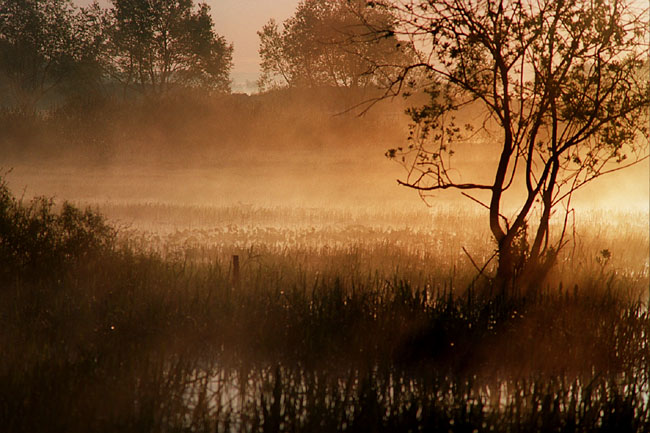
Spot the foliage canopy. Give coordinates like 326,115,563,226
108,0,233,94
258,0,411,91
378,0,649,288
0,0,105,109
0,0,233,109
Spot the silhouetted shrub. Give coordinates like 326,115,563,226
0,176,115,282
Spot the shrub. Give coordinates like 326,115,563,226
0,176,115,282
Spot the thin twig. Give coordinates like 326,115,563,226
461,192,510,227
462,246,482,274
463,245,498,280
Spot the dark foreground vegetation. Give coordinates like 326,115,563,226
1,179,649,432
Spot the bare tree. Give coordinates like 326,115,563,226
376,0,649,290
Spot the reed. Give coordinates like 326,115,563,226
0,179,648,432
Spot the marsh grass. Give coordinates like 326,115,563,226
0,183,648,432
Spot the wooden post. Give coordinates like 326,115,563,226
232,255,240,289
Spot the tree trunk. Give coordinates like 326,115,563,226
495,238,517,293
495,237,557,296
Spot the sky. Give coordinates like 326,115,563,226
208,0,300,91
76,0,300,92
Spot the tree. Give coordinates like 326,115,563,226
107,0,233,94
378,0,649,290
0,0,99,110
258,0,410,91
61,2,110,101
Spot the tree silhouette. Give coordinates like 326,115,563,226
378,0,649,290
107,0,233,94
258,0,410,91
0,0,101,110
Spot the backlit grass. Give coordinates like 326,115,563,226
0,180,648,432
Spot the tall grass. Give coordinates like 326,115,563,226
0,180,648,432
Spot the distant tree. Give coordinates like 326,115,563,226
378,0,649,290
62,2,110,101
0,0,101,110
107,0,233,95
257,0,410,91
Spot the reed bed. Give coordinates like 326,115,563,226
1,182,648,432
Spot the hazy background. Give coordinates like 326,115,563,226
3,0,647,217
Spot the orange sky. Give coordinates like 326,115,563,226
209,0,300,90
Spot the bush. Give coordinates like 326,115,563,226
0,176,115,282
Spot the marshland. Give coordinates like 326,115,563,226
1,0,649,432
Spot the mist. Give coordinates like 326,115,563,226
4,88,647,211
1,0,649,431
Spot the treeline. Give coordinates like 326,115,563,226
0,0,233,111
0,0,413,163
0,0,411,110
